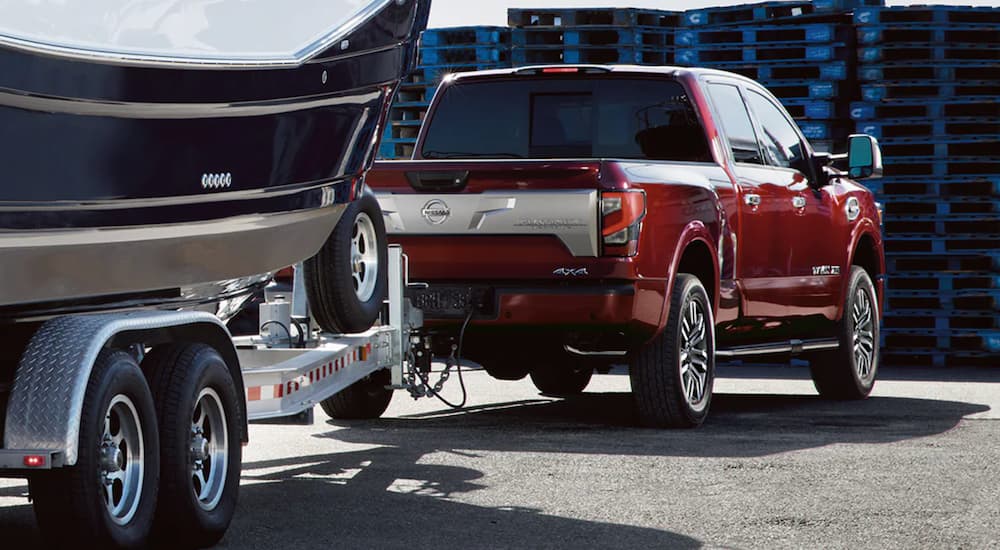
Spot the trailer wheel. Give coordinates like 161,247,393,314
630,274,715,428
809,266,879,399
31,349,160,549
529,364,593,397
305,191,388,334
320,369,393,420
146,343,242,548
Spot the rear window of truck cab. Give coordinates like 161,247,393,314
419,76,712,162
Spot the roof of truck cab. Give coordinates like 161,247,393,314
445,64,762,87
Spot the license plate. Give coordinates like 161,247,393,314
407,286,493,319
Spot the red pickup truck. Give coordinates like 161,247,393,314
368,65,885,428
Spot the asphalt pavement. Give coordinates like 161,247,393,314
2,364,999,549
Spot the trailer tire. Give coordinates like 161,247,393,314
305,191,388,334
319,369,393,420
630,274,715,429
146,343,242,548
31,349,160,549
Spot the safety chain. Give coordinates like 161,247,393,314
404,337,459,399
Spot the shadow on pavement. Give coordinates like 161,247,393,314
2,391,988,548
0,488,35,547
234,391,983,548
328,392,990,459
0,432,702,549
218,446,701,549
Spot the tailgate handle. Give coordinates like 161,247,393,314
406,171,470,191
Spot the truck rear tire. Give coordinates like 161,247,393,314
304,191,389,334
809,266,879,399
319,369,393,420
529,364,593,397
31,349,160,549
146,343,242,548
630,274,715,429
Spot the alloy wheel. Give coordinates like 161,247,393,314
679,297,710,410
351,212,379,302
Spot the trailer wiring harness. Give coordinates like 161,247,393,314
404,310,473,409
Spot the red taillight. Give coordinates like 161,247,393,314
601,191,645,257
23,455,46,468
542,67,580,73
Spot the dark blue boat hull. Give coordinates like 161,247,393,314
0,0,431,320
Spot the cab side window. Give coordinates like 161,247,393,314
746,90,808,173
707,83,762,165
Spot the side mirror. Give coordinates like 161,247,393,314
847,134,883,179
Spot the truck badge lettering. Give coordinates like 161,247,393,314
553,268,589,277
420,199,451,225
812,265,841,276
514,218,586,229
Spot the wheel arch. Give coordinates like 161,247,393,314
676,239,718,310
844,223,885,321
850,231,883,282
654,221,720,342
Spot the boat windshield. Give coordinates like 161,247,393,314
0,0,391,66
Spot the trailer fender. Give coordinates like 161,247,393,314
4,310,244,467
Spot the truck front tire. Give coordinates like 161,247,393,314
809,266,879,399
320,369,394,420
146,343,242,548
630,274,715,429
31,349,160,549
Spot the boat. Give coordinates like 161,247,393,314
0,0,431,322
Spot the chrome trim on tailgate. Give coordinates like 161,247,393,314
377,190,599,257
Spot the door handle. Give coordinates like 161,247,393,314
744,194,761,207
792,196,806,209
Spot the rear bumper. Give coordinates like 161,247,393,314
418,280,665,341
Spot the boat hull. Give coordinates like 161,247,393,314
0,0,430,321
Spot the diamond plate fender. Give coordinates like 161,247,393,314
4,310,233,466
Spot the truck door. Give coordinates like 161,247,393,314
704,82,799,321
743,89,841,322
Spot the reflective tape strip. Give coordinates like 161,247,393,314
244,343,372,402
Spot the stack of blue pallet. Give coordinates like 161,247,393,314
373,3,999,368
852,5,1000,367
507,7,679,67
379,26,512,159
676,0,881,152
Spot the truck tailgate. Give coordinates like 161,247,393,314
368,160,611,259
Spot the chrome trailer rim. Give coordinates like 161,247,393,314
351,212,379,302
680,297,710,411
190,388,229,511
852,286,877,382
99,395,145,526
